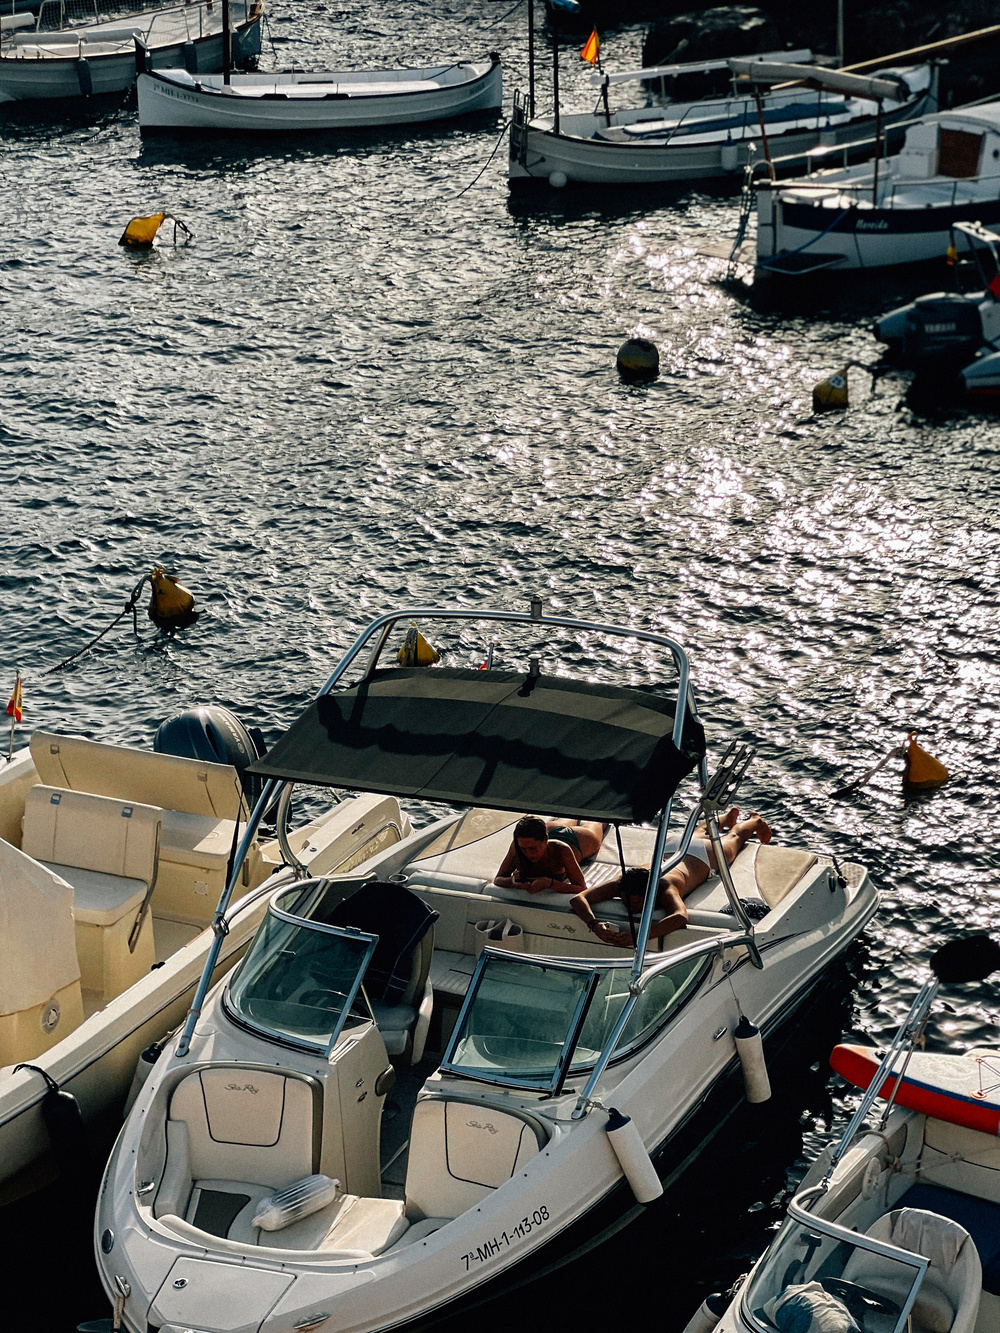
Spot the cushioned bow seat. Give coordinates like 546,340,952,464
21,784,160,1001
843,1207,982,1333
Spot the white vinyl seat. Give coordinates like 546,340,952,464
843,1208,982,1333
21,784,160,1000
404,1097,548,1221
29,730,260,923
156,1067,408,1254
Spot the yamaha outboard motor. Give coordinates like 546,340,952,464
874,292,984,370
154,705,270,814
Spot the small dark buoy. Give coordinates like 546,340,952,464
617,338,659,382
147,566,199,631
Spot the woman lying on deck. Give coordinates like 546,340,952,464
570,810,771,947
494,815,610,895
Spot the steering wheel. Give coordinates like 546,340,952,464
820,1278,902,1321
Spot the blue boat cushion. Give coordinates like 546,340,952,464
328,881,438,1006
897,1183,1000,1294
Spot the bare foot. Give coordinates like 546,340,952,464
750,815,772,844
720,807,740,831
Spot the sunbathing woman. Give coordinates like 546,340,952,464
570,810,771,946
494,815,609,895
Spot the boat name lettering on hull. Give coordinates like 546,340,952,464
460,1205,550,1270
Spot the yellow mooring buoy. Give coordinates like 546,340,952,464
397,623,440,667
903,730,949,791
119,213,168,249
813,365,850,412
147,567,198,631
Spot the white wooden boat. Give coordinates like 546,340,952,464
756,102,1000,274
136,55,502,132
508,55,933,188
0,711,410,1204
0,0,261,102
697,934,1000,1333
94,599,879,1333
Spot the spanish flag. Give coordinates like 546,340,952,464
6,673,22,724
580,28,600,64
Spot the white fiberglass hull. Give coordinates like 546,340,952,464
95,854,878,1333
508,88,931,186
136,57,502,132
757,185,1000,273
0,5,260,103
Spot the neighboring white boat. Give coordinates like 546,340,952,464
699,934,1000,1333
0,708,410,1205
94,599,879,1333
756,102,1000,274
0,0,261,103
135,55,502,132
508,53,934,187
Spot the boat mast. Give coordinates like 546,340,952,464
528,0,535,116
836,0,844,66
222,0,231,85
551,2,560,135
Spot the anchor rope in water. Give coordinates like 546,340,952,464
41,573,149,675
455,115,511,198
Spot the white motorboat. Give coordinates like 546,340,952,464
756,102,1000,274
0,0,261,102
135,54,502,133
94,599,879,1333
698,933,1000,1333
0,706,410,1204
508,49,934,188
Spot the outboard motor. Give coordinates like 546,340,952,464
874,292,984,370
154,705,270,813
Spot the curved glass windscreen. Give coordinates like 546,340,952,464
227,903,376,1053
444,948,711,1093
743,1211,927,1333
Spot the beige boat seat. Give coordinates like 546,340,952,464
156,1067,407,1255
404,1097,549,1221
21,785,159,1001
844,1208,981,1333
29,731,260,923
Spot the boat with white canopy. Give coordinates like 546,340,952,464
135,52,502,133
0,0,261,102
0,707,409,1203
694,933,1000,1333
93,599,879,1333
755,101,1000,274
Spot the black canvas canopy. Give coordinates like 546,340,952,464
251,667,706,823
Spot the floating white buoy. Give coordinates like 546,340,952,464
549,171,568,188
735,1015,771,1103
605,1107,663,1203
682,1293,729,1333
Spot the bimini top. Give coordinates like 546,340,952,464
250,666,706,823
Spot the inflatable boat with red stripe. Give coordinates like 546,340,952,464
831,1042,1000,1136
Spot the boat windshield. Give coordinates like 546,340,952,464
441,948,711,1094
742,1200,929,1333
225,886,376,1055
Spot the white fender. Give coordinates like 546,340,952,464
735,1015,771,1103
682,1293,729,1333
605,1107,663,1203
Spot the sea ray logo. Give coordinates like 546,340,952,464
467,1120,498,1134
226,1083,259,1093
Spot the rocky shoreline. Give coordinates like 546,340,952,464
567,1,1000,105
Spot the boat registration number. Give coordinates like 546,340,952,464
460,1206,550,1270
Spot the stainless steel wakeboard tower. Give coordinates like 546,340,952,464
175,598,765,1073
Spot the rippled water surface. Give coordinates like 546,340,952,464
3,2,1000,1327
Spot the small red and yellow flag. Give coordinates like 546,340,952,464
6,673,22,724
580,28,600,64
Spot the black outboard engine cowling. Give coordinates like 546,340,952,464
874,293,984,369
154,705,269,814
